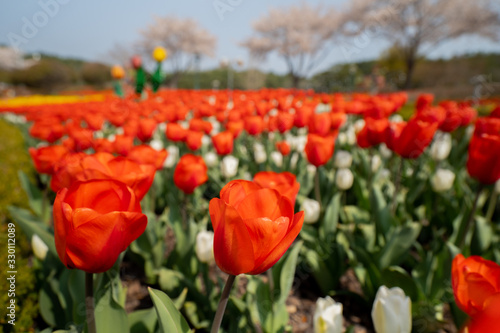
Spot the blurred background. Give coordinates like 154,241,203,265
1,0,499,98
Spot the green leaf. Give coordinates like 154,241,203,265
342,206,370,224
8,206,57,258
381,266,419,301
18,170,43,216
378,222,421,269
370,185,392,239
321,193,341,240
129,308,158,333
94,278,129,333
278,241,303,305
148,287,192,333
471,216,492,255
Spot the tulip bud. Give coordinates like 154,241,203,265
150,139,164,151
131,55,142,69
31,234,48,260
164,145,179,168
372,286,412,333
496,179,500,194
429,132,452,161
313,296,343,333
111,65,125,79
431,168,455,192
152,46,167,62
253,143,267,164
335,168,354,191
221,155,239,178
195,230,214,263
371,155,382,172
301,198,321,224
353,119,365,134
344,125,357,146
334,150,352,169
379,143,392,159
270,151,283,167
204,152,218,168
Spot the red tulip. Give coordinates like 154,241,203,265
276,112,294,133
452,254,500,317
415,93,434,112
137,118,157,142
244,116,264,136
462,294,500,333
304,133,336,167
51,152,156,200
209,180,304,275
173,154,208,194
186,130,204,151
253,171,300,205
392,116,438,158
309,113,332,136
275,141,291,156
114,134,134,156
29,145,69,174
212,131,234,155
127,145,168,170
53,179,147,273
166,123,188,142
466,119,500,184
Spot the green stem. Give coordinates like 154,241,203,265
486,190,498,222
211,274,236,333
314,168,322,209
456,184,484,248
391,157,404,215
85,273,97,333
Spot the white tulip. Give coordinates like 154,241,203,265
371,155,382,172
270,151,283,167
337,132,347,146
202,135,211,147
158,123,167,132
307,164,317,175
290,152,299,169
429,132,452,161
336,168,354,191
301,198,321,224
345,126,357,146
253,143,267,164
221,155,239,178
389,114,404,123
334,150,353,169
495,179,500,194
164,145,179,168
150,139,164,151
372,286,412,333
353,119,365,134
314,296,343,333
431,168,455,192
379,143,392,159
195,231,214,264
204,152,218,168
32,234,48,261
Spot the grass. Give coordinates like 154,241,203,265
0,118,39,332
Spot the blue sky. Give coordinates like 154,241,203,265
2,0,500,76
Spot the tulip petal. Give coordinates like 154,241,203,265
220,180,261,206
244,216,290,266
237,189,293,221
66,211,147,273
247,211,304,275
212,203,256,275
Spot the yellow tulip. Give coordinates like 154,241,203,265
153,46,167,62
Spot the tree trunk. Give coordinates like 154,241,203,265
291,74,301,89
403,54,416,90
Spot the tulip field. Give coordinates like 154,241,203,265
1,88,499,333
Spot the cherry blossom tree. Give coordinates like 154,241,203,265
241,3,346,88
343,0,500,88
137,16,216,87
